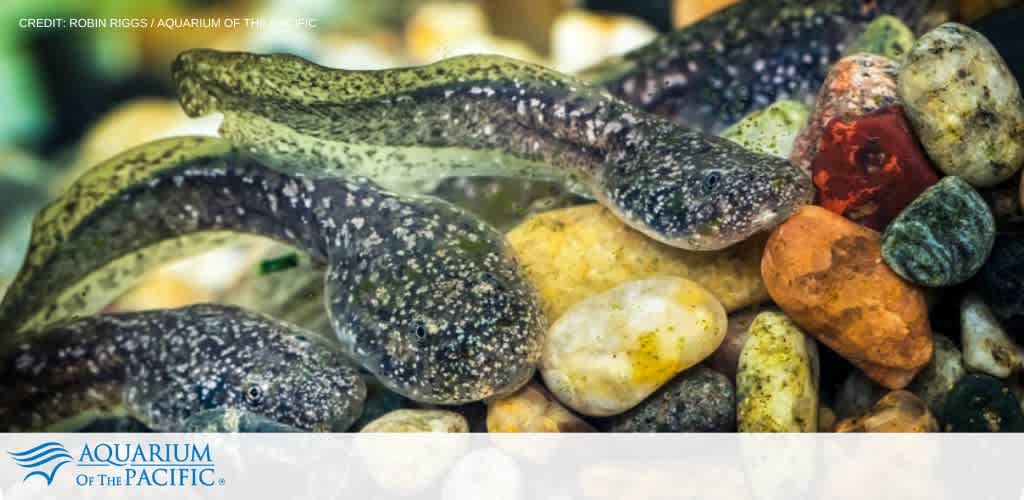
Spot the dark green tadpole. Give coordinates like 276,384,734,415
0,304,365,432
0,136,544,405
172,49,812,250
582,0,949,132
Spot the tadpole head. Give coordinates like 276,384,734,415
599,132,813,251
130,305,365,432
324,194,544,405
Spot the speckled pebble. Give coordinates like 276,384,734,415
737,312,819,432
540,277,727,417
942,373,1024,432
834,390,939,433
486,381,595,432
720,100,810,158
790,54,901,175
961,292,1022,378
360,409,469,433
843,15,915,62
907,334,966,416
899,23,1024,187
974,234,1024,335
603,366,735,432
882,176,995,287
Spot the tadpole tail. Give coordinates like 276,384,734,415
171,49,605,194
0,136,326,338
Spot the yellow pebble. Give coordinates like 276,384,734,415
507,204,768,324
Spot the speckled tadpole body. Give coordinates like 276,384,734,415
172,50,811,251
0,136,544,405
0,305,364,432
585,0,947,132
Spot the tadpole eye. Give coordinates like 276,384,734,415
244,384,264,406
412,320,428,343
702,171,722,194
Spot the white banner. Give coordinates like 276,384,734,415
0,434,1019,499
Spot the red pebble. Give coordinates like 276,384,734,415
812,105,940,231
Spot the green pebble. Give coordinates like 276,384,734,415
720,100,810,158
843,15,915,62
942,374,1024,432
882,176,995,287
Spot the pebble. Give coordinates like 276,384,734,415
975,234,1024,334
942,373,1024,432
961,292,1022,378
899,23,1024,188
834,370,888,420
813,105,941,231
359,409,469,433
834,390,940,433
790,54,901,175
761,205,933,389
540,277,727,417
818,406,837,432
352,375,414,431
404,2,539,64
881,176,995,286
486,381,595,432
550,9,657,73
842,16,915,62
481,0,568,55
907,334,966,416
506,204,767,322
705,306,766,379
720,100,810,158
603,366,736,432
672,0,737,28
736,311,819,432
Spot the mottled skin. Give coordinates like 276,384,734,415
0,136,544,404
0,305,363,432
172,50,811,251
586,0,948,132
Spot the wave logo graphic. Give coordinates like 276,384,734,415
8,442,72,485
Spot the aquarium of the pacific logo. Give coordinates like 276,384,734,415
8,441,224,487
7,441,71,485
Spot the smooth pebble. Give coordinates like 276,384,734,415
540,277,727,417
